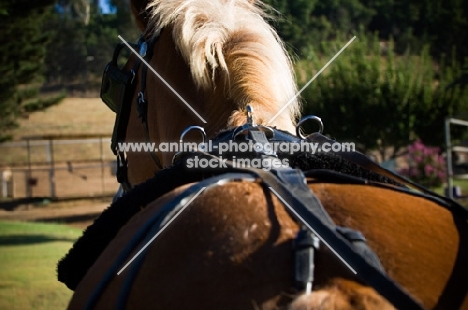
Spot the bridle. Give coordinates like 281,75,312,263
100,31,163,191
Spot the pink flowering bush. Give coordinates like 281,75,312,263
399,139,446,188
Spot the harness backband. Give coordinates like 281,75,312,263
96,31,468,310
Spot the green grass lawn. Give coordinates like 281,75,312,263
432,179,468,207
0,221,81,310
433,179,468,195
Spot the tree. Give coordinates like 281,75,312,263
43,0,139,91
362,0,468,61
109,0,140,40
0,0,62,141
299,33,468,161
43,14,88,85
263,0,375,57
56,0,98,25
262,0,318,57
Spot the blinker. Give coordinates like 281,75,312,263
100,42,137,114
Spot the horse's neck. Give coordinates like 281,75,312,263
125,30,221,184
147,27,296,138
125,26,297,185
215,30,298,133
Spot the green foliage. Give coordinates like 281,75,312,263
299,32,468,159
43,0,139,89
263,0,374,57
23,92,67,112
264,0,467,63
0,0,63,141
109,0,140,40
3,0,467,152
43,15,88,84
362,0,468,61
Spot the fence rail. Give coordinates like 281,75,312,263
0,137,119,198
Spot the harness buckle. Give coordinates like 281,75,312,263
137,92,147,122
294,228,320,294
116,152,131,191
233,106,275,140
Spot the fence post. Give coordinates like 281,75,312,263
1,171,4,198
100,137,105,196
1,169,12,198
26,139,32,198
445,118,453,199
47,139,56,198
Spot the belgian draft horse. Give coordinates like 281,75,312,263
65,0,468,309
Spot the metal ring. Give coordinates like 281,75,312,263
179,126,207,144
296,115,324,139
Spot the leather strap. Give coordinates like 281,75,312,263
242,166,424,310
84,173,258,310
306,132,468,217
179,153,424,309
114,33,164,191
137,61,163,170
84,153,424,309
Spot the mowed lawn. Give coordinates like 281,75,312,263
0,221,81,309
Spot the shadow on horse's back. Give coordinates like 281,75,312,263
63,0,468,309
68,177,467,309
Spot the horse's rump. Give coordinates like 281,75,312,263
68,178,468,309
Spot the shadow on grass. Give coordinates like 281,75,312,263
34,213,101,225
0,198,50,211
0,196,113,211
0,234,77,246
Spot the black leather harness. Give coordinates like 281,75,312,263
100,34,163,191
93,34,468,310
82,123,467,310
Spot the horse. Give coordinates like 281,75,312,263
119,0,300,187
62,0,468,309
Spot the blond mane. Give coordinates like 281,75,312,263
146,0,300,129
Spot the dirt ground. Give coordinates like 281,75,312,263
0,98,121,230
9,98,115,140
0,197,111,230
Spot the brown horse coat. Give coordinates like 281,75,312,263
67,0,467,308
124,0,301,185
68,181,468,309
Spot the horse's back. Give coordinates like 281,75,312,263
69,182,298,309
310,183,468,309
69,181,468,309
